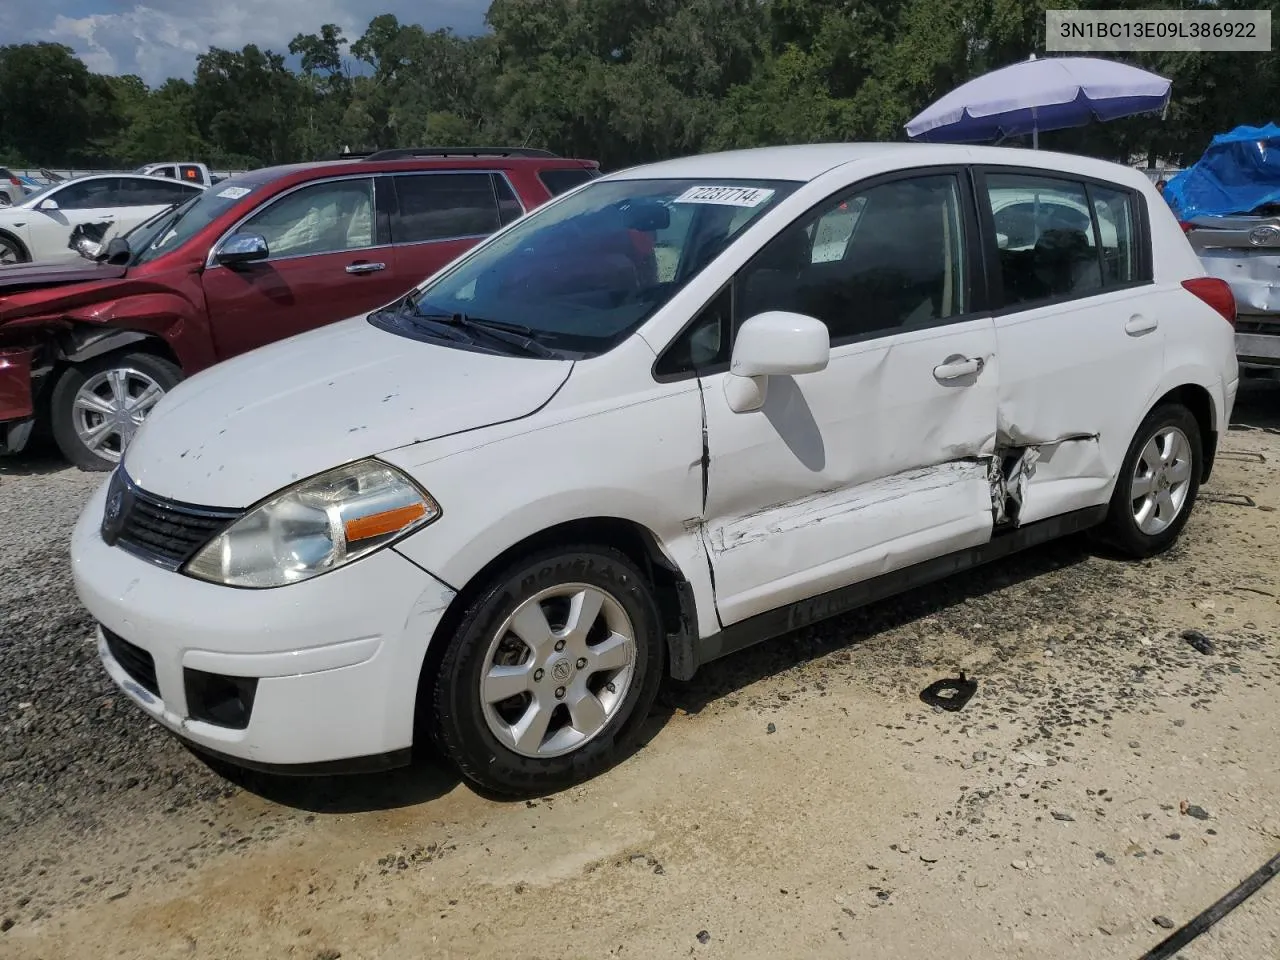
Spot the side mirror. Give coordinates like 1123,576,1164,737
215,233,269,267
724,311,830,413
104,236,131,265
38,198,59,212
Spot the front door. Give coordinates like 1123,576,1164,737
977,168,1166,524
201,176,405,359
688,171,1000,627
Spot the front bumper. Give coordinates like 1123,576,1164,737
71,478,457,768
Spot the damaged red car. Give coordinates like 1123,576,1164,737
0,148,600,470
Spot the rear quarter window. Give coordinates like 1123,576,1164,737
538,168,600,197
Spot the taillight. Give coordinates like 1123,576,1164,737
1182,277,1236,328
1178,220,1194,234
7,177,19,186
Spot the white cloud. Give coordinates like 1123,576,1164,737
19,0,491,85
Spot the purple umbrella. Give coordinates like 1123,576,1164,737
905,54,1171,148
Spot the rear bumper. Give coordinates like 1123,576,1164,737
1236,331,1280,366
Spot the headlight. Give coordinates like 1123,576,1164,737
184,459,440,588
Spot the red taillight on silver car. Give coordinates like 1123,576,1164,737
1182,277,1237,328
1178,220,1194,234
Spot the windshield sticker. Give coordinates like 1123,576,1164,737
673,185,775,208
216,186,252,200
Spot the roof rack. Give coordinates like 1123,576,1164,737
364,147,559,161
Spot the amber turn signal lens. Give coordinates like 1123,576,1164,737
344,502,428,542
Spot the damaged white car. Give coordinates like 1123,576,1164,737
71,143,1239,796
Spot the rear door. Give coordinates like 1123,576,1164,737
977,167,1162,524
387,172,520,286
201,175,405,359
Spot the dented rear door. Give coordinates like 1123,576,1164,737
977,167,1164,526
698,169,999,628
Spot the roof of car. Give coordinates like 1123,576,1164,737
604,143,1149,188
235,154,597,188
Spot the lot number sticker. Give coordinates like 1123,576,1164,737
673,185,775,208
217,186,252,200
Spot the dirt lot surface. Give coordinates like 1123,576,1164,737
2,382,1279,960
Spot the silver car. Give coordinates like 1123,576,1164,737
1183,216,1280,376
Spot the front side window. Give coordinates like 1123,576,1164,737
393,173,501,243
737,174,968,343
390,178,798,357
52,178,120,210
241,178,374,258
985,174,1104,306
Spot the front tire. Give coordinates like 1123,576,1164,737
0,231,28,264
1099,403,1202,558
432,546,665,797
49,351,183,471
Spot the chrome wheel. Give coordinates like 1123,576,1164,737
1130,425,1193,536
480,583,637,759
72,367,166,463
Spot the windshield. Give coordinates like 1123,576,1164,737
130,178,262,265
390,178,799,357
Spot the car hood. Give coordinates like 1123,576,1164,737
124,315,574,507
0,260,128,299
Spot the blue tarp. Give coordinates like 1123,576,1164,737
1165,123,1280,220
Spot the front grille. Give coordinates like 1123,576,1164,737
102,626,160,698
102,469,243,570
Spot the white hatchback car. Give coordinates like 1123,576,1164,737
71,144,1239,796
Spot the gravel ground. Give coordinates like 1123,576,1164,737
1,381,1278,958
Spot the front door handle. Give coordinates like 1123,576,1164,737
933,355,984,382
346,261,386,274
1125,313,1158,336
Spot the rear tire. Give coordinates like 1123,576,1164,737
49,351,183,472
1098,403,1202,558
431,546,665,797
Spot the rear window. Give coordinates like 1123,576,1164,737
539,168,599,197
392,173,502,243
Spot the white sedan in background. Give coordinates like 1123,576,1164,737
0,174,205,265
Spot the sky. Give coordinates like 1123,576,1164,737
0,0,491,85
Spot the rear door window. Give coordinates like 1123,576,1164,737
118,178,203,206
391,173,502,244
981,171,1148,308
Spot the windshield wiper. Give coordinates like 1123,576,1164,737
411,311,559,359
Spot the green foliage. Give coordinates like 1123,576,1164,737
1,1,1276,171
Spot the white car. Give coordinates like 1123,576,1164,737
70,143,1239,796
0,174,205,264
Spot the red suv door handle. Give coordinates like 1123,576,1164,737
346,261,386,274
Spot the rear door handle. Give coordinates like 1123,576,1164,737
933,356,984,382
1125,313,1158,336
346,261,386,274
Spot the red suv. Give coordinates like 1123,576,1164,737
0,147,600,470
